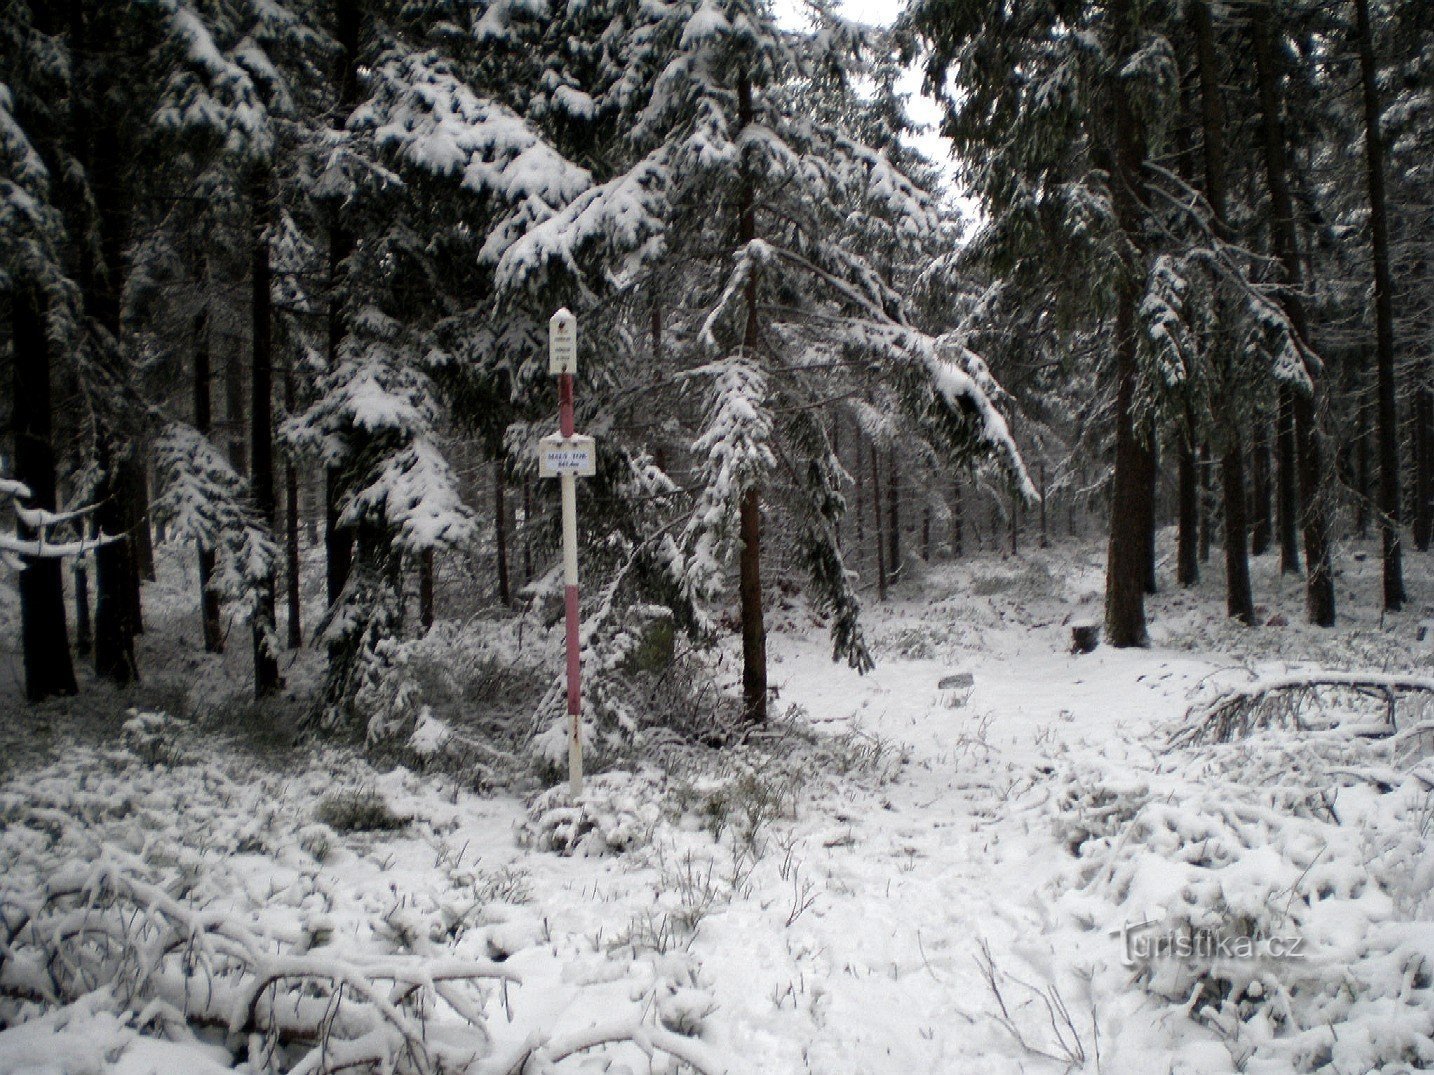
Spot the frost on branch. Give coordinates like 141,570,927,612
680,358,775,603
354,48,590,265
153,423,277,625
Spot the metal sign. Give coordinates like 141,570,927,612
549,307,577,375
538,434,596,477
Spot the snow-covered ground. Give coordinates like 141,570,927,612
2,537,1431,1074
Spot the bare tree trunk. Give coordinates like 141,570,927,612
1222,435,1256,624
1353,0,1404,610
1276,390,1300,573
886,451,901,581
74,558,92,657
1104,0,1154,646
324,0,360,615
1253,5,1336,625
1251,420,1272,555
12,285,78,701
870,443,887,602
283,361,301,650
736,66,767,723
1355,399,1371,538
419,548,434,631
1009,490,1019,557
1178,439,1200,587
1198,444,1212,564
193,305,224,654
250,169,280,697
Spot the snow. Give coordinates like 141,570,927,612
2,538,1431,1073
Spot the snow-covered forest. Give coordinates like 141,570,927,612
1,0,1431,1071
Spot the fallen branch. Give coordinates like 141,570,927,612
1172,672,1434,748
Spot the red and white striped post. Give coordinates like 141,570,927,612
540,309,594,796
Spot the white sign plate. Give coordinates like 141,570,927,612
549,308,577,375
539,433,596,477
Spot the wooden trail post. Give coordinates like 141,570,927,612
539,309,595,795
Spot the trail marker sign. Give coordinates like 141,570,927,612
538,434,596,477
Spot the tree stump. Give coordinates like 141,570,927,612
1070,623,1100,654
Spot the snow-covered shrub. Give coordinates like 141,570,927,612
1043,720,1434,1073
315,788,411,833
519,771,663,856
119,709,188,766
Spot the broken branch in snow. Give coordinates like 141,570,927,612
1171,672,1434,747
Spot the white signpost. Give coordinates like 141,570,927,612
544,309,590,796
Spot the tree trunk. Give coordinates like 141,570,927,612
419,548,434,631
736,66,766,724
493,458,510,606
1251,420,1272,555
1353,0,1405,610
1178,440,1200,587
1103,0,1153,647
870,443,887,602
1355,402,1371,538
193,306,224,654
283,362,301,650
1222,435,1256,624
11,285,78,701
1252,5,1336,626
74,559,92,657
1276,389,1300,573
886,451,901,581
250,169,280,698
132,468,155,582
1009,491,1019,557
324,0,361,616
72,3,139,685
1198,443,1212,564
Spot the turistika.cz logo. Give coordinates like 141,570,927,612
1110,912,1305,967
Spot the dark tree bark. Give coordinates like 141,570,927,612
250,169,280,697
1252,5,1336,626
325,0,361,614
1192,0,1249,621
419,548,434,631
1103,0,1155,647
1251,419,1272,555
69,0,139,685
493,458,510,606
1276,390,1300,573
1222,436,1256,624
887,451,901,581
225,352,248,477
73,558,92,657
735,66,767,723
1355,398,1371,538
1198,444,1212,564
869,443,887,602
11,286,78,701
193,306,224,654
1009,490,1019,557
131,468,155,582
1353,0,1405,610
283,360,301,650
1177,440,1200,587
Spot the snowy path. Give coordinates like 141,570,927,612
688,611,1220,1073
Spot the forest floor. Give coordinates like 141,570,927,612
1,535,1432,1074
